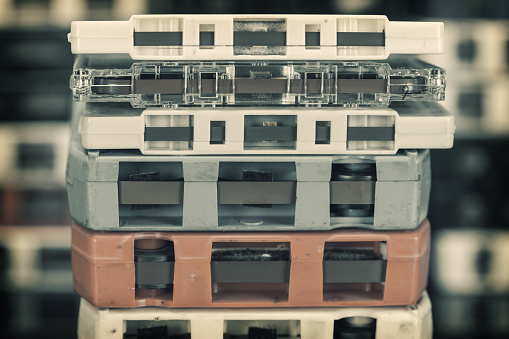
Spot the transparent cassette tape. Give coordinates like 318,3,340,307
78,292,432,339
71,56,445,108
68,15,444,60
76,101,454,155
71,220,429,309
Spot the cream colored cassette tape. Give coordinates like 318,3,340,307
68,15,444,60
77,292,432,339
76,101,454,155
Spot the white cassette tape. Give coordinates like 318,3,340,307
435,72,509,135
0,225,72,293
77,101,454,155
68,15,444,60
0,123,70,189
78,292,432,339
422,20,509,75
433,229,509,295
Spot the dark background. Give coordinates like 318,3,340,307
0,0,508,338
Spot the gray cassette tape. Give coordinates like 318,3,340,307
66,134,430,231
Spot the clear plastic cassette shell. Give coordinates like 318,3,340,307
71,56,445,108
78,292,432,339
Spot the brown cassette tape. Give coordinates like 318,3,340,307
72,219,430,308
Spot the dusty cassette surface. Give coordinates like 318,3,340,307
71,219,429,308
77,101,454,155
71,56,445,108
0,225,72,293
433,229,509,296
68,15,444,60
78,292,432,339
67,134,430,231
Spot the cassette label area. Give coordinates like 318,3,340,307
71,220,430,309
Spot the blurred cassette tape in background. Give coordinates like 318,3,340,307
421,20,509,135
0,226,77,337
0,1,152,338
0,0,147,27
433,230,509,296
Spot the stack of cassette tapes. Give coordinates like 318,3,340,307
66,15,453,338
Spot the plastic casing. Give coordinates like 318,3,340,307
71,219,430,308
77,292,432,339
68,15,444,60
0,225,72,293
66,132,431,231
433,229,509,296
70,56,445,107
77,101,455,155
